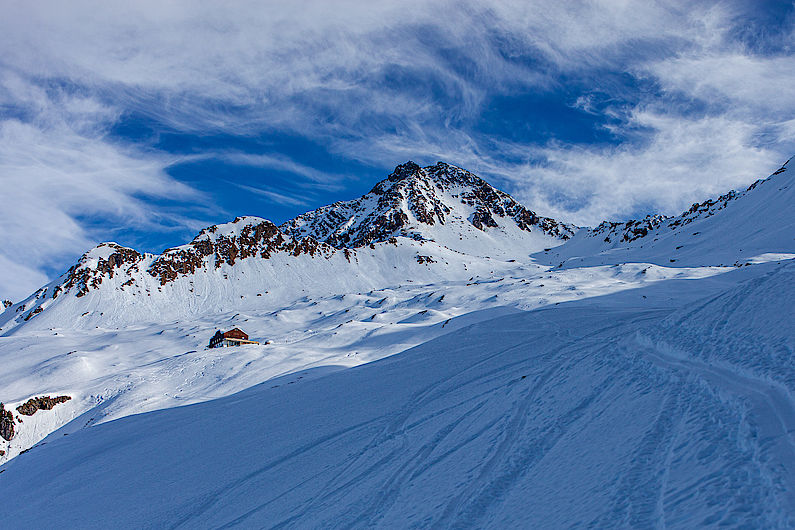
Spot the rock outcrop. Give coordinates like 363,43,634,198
62,243,144,298
0,403,14,441
148,218,333,285
16,395,72,416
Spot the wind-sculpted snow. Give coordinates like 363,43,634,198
1,274,794,527
642,259,795,390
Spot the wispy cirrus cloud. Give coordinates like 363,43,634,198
0,0,794,301
228,182,311,208
0,72,201,301
220,153,348,189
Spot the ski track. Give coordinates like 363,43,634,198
637,335,795,524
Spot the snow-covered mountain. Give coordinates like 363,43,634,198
282,161,575,252
0,162,574,332
542,157,795,268
1,157,794,528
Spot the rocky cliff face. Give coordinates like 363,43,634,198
16,396,72,416
148,218,334,286
0,403,14,441
61,243,145,298
281,161,576,248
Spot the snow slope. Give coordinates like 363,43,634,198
1,157,794,527
540,157,795,268
0,257,738,465
2,261,794,528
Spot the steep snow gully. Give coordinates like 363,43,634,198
1,159,794,528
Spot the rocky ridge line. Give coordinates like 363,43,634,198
589,159,790,245
281,161,576,248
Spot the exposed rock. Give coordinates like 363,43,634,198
387,161,421,182
23,306,43,321
1,300,11,309
590,215,669,244
0,403,14,441
282,161,576,248
62,243,144,298
149,219,334,285
16,395,72,416
470,208,498,231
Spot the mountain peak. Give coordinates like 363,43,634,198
282,161,575,250
387,161,422,182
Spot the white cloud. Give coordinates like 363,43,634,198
0,255,49,305
648,52,795,114
220,153,348,189
502,112,779,226
229,182,311,208
0,74,200,301
0,0,794,300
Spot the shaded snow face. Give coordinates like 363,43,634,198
2,262,795,527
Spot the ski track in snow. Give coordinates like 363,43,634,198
637,336,795,516
1,266,794,528
0,161,793,528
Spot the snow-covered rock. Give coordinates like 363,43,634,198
282,161,576,253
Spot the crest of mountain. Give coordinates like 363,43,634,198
542,157,795,268
0,163,575,332
3,157,791,332
281,161,576,251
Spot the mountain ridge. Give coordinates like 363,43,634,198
281,161,576,248
0,161,577,332
2,157,792,333
540,157,794,268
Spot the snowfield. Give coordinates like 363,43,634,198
0,160,793,528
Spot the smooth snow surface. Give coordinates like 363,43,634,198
0,159,793,528
2,262,795,528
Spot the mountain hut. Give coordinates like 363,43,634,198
209,328,260,348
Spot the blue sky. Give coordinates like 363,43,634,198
1,0,794,301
